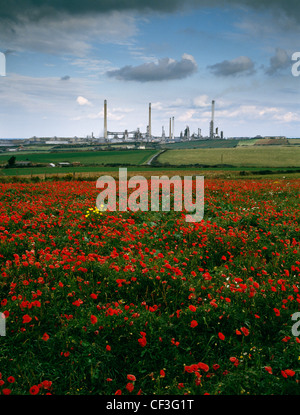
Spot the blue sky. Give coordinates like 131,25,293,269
1,1,300,138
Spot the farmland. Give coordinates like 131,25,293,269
157,146,300,168
1,143,300,179
0,178,299,395
0,149,156,167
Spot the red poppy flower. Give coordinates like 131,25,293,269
264,366,273,374
7,376,15,383
218,332,225,341
283,369,295,377
197,362,209,372
42,333,49,341
138,336,147,347
41,380,52,389
29,385,40,395
90,315,97,324
2,388,11,395
241,327,249,336
190,320,198,328
127,374,136,382
126,382,134,393
22,314,32,324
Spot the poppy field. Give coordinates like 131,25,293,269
0,177,299,395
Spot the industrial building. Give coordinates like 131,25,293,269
100,99,224,144
1,99,225,147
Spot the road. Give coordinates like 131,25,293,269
146,150,165,166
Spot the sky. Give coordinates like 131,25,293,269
1,0,300,139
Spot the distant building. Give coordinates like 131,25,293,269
15,161,32,167
58,162,71,167
46,141,69,145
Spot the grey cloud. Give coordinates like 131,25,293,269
1,1,300,22
60,75,70,81
208,56,255,77
106,55,197,82
4,49,15,55
0,12,137,56
0,0,188,22
0,1,299,58
265,48,290,75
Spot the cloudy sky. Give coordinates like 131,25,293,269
1,0,300,138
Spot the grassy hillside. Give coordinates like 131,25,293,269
157,146,300,168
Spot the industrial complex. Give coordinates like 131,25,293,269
101,99,223,143
0,99,286,148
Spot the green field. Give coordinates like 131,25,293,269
0,149,157,166
288,138,300,145
161,139,239,150
157,146,300,168
1,145,300,178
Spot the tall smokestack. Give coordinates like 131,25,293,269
210,100,215,139
169,118,172,140
104,99,108,139
172,116,174,140
149,103,152,138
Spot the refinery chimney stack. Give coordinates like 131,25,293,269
209,100,215,140
172,116,174,140
104,99,108,139
149,103,152,138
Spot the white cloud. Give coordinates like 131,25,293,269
72,107,127,122
182,53,197,65
151,102,163,110
76,96,92,106
193,95,210,107
178,109,197,122
211,104,300,124
273,111,300,122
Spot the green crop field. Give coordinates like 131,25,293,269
157,146,300,168
0,149,157,167
161,139,239,150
